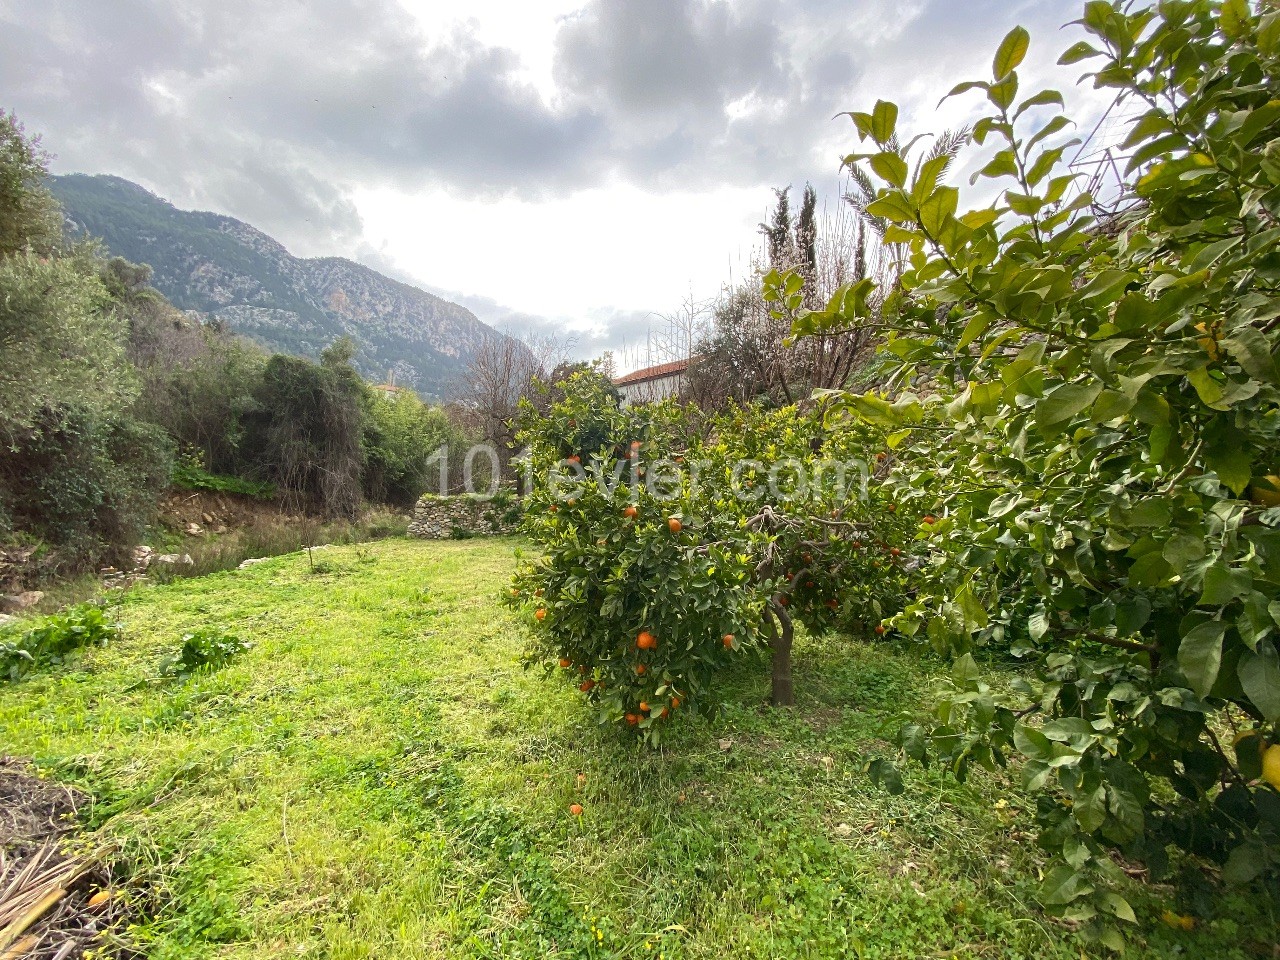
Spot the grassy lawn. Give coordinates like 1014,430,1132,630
1,538,1273,959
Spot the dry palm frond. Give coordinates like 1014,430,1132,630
0,843,88,953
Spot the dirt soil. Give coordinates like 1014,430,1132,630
0,758,137,959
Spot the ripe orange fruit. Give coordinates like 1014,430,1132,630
623,505,638,519
668,517,683,533
635,664,647,675
876,452,886,462
569,803,583,815
887,503,897,513
777,595,790,607
550,505,559,513
890,547,901,557
923,515,937,525
874,624,886,635
826,599,838,610
639,701,650,713
722,633,735,648
625,713,640,725
670,697,681,709
580,680,595,692
660,708,670,718
567,455,580,464
559,658,571,669
637,630,657,650
535,608,547,621
87,890,112,909
631,440,642,450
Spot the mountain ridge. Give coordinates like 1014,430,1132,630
49,173,503,396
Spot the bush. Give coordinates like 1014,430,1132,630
0,405,173,570
0,603,119,681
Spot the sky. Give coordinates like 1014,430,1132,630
0,0,1118,371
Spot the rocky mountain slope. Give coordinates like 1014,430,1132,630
50,174,503,395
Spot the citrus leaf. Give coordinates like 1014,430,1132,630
994,26,1031,81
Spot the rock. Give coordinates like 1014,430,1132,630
0,614,16,629
185,523,204,536
202,512,215,524
238,558,269,569
212,524,228,534
156,554,194,566
132,545,155,570
0,591,44,613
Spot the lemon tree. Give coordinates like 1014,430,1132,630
771,0,1280,947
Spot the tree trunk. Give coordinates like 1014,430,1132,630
768,608,795,707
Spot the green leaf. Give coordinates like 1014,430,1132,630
870,151,909,187
1041,862,1094,905
941,80,990,104
1200,564,1252,606
871,100,899,145
993,26,1031,81
1100,892,1137,923
1206,444,1251,496
1223,843,1266,885
1238,640,1280,722
865,192,917,224
1035,382,1103,429
1075,784,1107,832
1223,326,1278,383
1058,40,1102,65
1220,0,1250,39
1014,722,1053,761
920,187,959,235
1178,620,1226,698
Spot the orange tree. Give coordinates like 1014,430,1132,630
505,373,917,742
768,0,1280,947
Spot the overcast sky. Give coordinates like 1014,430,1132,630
1,0,1114,370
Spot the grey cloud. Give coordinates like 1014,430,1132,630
2,0,1107,336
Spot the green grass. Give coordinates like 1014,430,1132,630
1,539,1274,959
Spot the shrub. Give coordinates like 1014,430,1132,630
0,604,119,681
0,405,173,570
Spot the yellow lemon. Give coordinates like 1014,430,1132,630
1262,744,1280,789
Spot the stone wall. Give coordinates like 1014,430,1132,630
407,494,522,539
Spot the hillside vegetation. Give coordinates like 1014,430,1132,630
51,173,508,394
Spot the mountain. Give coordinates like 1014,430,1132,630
49,174,503,396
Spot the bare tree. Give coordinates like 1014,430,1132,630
458,331,568,480
688,183,890,409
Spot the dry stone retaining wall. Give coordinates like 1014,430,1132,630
408,494,521,539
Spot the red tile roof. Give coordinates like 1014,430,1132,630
614,358,691,387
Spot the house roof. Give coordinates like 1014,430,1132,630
614,358,691,387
